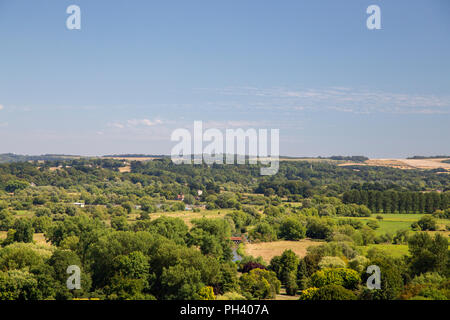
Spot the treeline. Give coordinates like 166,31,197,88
328,156,368,162
0,153,80,164
407,155,450,159
342,190,450,214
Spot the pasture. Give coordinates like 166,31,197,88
244,239,323,263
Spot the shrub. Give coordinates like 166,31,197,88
414,216,438,231
298,287,319,300
216,291,246,300
279,218,306,240
311,284,356,300
240,269,281,299
300,284,356,300
348,255,369,273
310,268,360,290
198,286,216,300
360,256,404,300
285,272,299,296
249,222,277,242
366,220,380,230
306,217,334,240
318,256,346,269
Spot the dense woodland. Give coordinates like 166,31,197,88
0,158,448,300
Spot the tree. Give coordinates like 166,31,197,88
239,268,281,299
249,222,277,242
0,210,14,231
5,180,29,193
148,216,188,245
306,284,356,300
414,216,438,231
111,216,129,231
198,286,216,300
360,256,404,300
310,268,360,290
12,219,34,243
279,217,306,240
408,233,449,277
188,219,232,260
0,269,39,300
269,250,299,285
160,264,204,300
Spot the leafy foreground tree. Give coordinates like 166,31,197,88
299,284,356,300
240,268,281,299
407,233,449,277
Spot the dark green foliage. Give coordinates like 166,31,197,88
310,284,356,300
408,233,449,277
413,216,438,231
11,219,34,243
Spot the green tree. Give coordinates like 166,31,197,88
408,233,449,276
239,268,281,299
12,219,34,243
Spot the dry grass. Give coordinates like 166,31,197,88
118,166,131,173
0,232,52,247
127,209,233,228
245,239,323,263
337,158,450,171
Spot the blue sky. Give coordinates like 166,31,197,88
0,0,449,157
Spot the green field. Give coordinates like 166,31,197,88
346,214,444,235
357,244,410,258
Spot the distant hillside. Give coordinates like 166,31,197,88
0,153,81,163
407,155,450,159
103,154,167,158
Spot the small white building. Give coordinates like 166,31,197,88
73,202,85,208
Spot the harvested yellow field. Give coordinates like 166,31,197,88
399,158,450,169
245,239,323,263
119,165,131,173
338,158,450,171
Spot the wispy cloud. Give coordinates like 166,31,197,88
127,118,163,127
107,122,125,129
205,86,450,114
107,118,164,129
0,104,4,110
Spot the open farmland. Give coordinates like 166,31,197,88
244,240,323,263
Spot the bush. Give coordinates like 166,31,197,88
239,269,281,299
300,284,356,300
249,222,277,242
310,268,360,290
348,255,369,273
298,287,319,300
318,256,346,269
366,220,380,230
285,272,298,296
216,291,245,300
198,286,216,300
360,256,404,300
279,218,306,240
414,216,438,231
306,217,333,240
11,219,34,243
